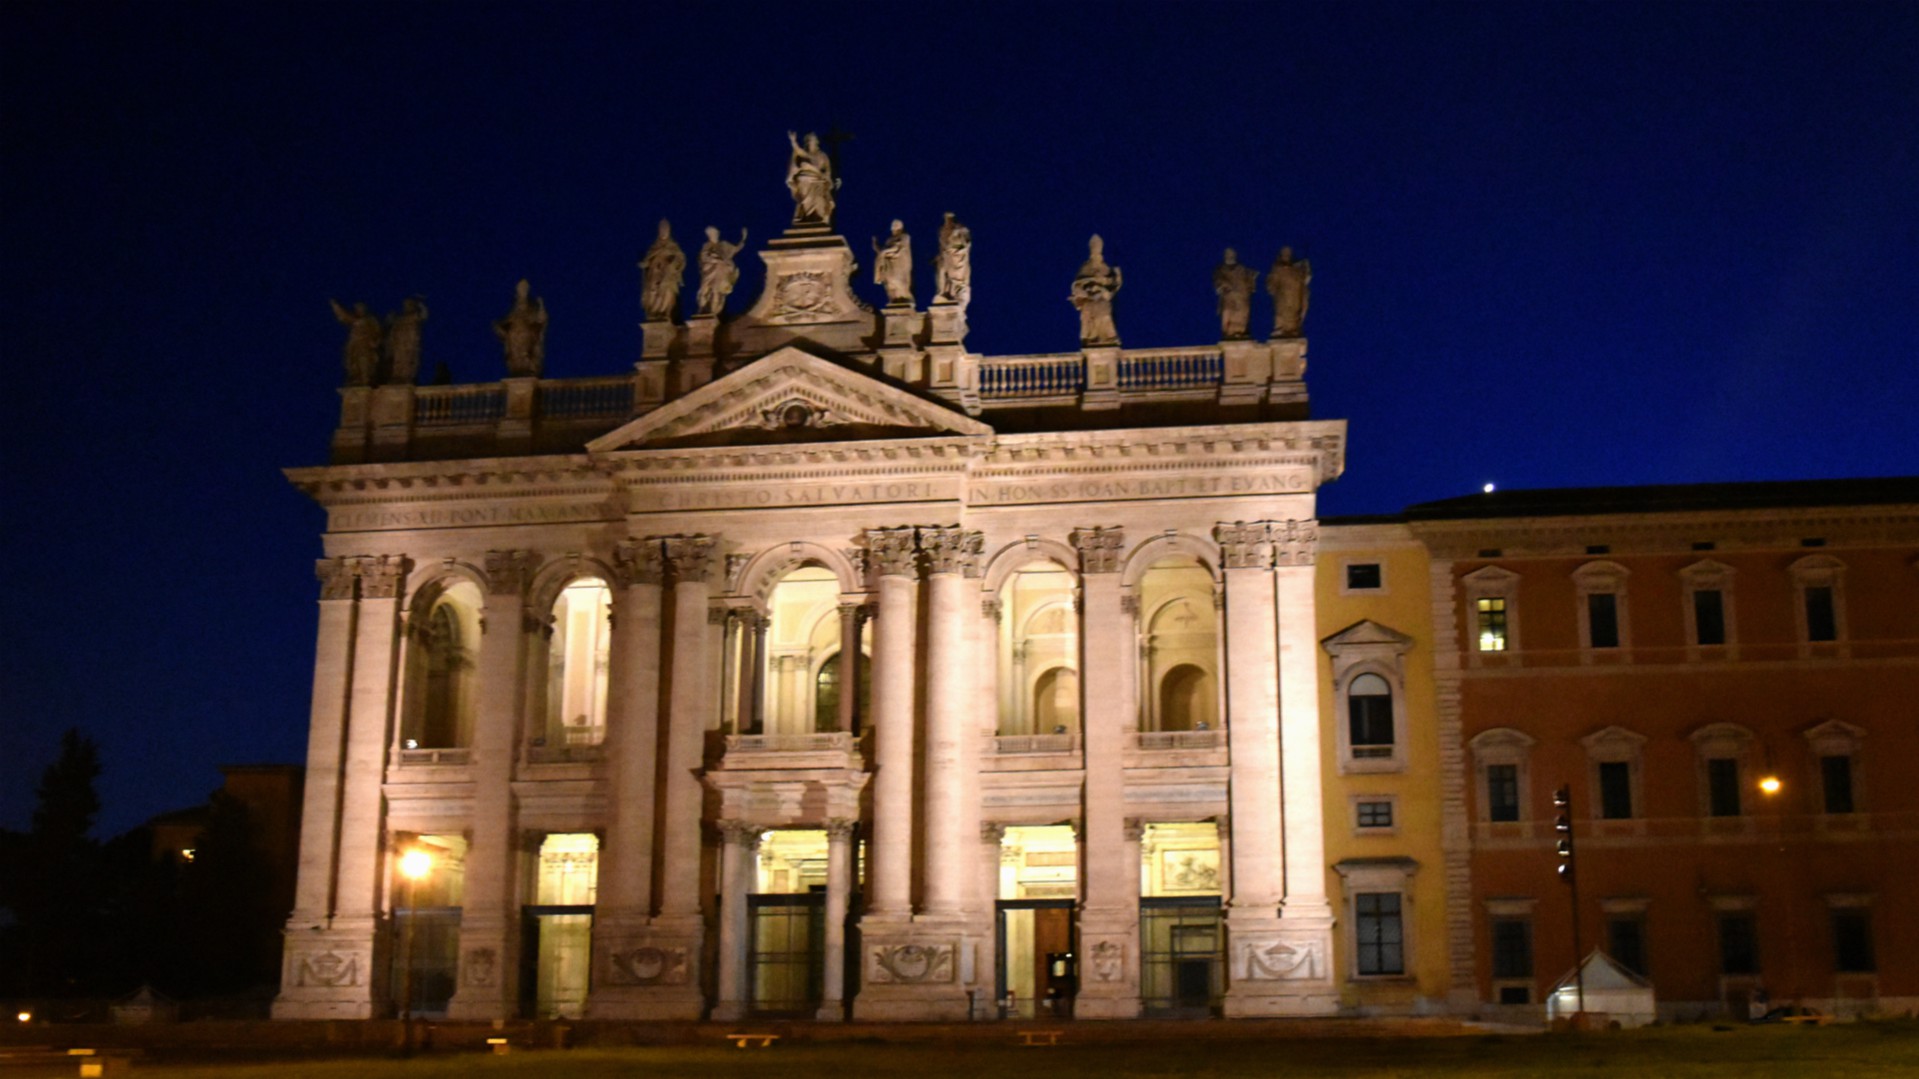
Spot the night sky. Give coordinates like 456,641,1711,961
4,2,1914,834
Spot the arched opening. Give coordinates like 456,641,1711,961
1139,556,1218,732
996,562,1077,736
756,565,856,734
1157,663,1216,732
401,580,481,750
544,578,612,747
1031,666,1081,735
1348,672,1393,757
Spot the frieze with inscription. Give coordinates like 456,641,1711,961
330,501,614,533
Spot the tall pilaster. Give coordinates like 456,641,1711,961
275,557,384,1019
861,527,918,919
817,819,856,1020
1274,522,1332,922
587,539,667,1018
920,526,982,915
447,550,536,1020
1070,527,1141,1018
835,604,861,733
711,821,761,1022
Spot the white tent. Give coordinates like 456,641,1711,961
1546,950,1656,1028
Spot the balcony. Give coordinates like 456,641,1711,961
396,747,471,766
718,730,860,771
1135,730,1224,752
993,733,1081,755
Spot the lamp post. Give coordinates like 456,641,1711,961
397,847,434,1056
1553,785,1585,1022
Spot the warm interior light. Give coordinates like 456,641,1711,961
399,848,435,880
16,1011,30,1023
1758,775,1783,795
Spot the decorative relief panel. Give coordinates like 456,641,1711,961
1090,939,1126,982
867,942,956,984
1234,936,1324,981
292,949,363,988
461,947,498,987
605,945,689,986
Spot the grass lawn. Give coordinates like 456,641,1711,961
103,1023,1919,1079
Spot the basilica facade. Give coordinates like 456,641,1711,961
273,152,1385,1022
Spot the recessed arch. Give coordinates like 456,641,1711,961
981,538,1080,596
1120,532,1221,589
527,554,621,614
733,542,863,604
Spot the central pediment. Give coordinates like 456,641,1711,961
586,346,993,452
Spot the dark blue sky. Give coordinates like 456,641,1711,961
4,2,1914,833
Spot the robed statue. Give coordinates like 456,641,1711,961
697,226,748,316
872,219,912,305
1070,234,1123,347
786,131,837,226
331,299,383,386
935,212,972,308
638,219,686,322
1268,247,1311,338
494,279,548,377
1212,248,1257,339
383,297,428,384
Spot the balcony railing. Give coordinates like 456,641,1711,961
414,385,505,425
1118,347,1223,390
993,733,1080,755
525,743,604,765
397,747,470,766
1135,730,1225,751
540,376,632,420
977,354,1085,398
725,731,856,754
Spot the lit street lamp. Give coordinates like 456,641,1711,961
398,847,434,1055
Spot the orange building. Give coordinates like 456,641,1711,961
1404,479,1918,1021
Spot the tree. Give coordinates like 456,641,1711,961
4,730,108,997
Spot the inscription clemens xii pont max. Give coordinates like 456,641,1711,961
330,472,1305,530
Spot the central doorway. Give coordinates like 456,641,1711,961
997,900,1077,1018
748,893,825,1016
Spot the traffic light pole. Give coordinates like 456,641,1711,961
1554,785,1586,1020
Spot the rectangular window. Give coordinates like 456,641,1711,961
1354,893,1405,976
1693,589,1726,645
1707,758,1742,817
1719,913,1758,975
1345,563,1383,591
1599,761,1633,820
1832,910,1874,973
1491,917,1533,979
1587,593,1620,649
1805,586,1837,642
1487,764,1521,822
1607,916,1647,977
1821,755,1856,815
1356,801,1394,829
1476,597,1508,652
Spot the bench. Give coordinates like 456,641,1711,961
725,1033,779,1048
68,1049,133,1078
1017,1030,1064,1047
486,1037,511,1055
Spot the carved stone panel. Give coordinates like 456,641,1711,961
605,945,690,986
867,942,956,984
1233,936,1324,981
292,949,363,988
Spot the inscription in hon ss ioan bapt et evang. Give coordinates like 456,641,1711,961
969,470,1304,505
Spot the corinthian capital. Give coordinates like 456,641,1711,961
1070,526,1126,574
1214,522,1273,570
612,538,665,587
863,527,919,578
357,554,413,599
1272,518,1319,567
315,557,357,601
662,535,717,583
919,526,983,576
484,549,538,596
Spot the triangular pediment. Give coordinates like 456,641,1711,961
586,346,992,452
1321,619,1416,653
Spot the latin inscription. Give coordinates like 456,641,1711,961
331,502,611,532
652,480,942,511
970,471,1301,505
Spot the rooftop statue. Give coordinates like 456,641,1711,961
697,226,748,316
872,220,913,306
638,219,686,322
1070,234,1123,347
494,279,548,377
383,296,428,384
1213,248,1258,340
935,212,972,308
330,299,383,387
786,130,837,226
1268,246,1311,338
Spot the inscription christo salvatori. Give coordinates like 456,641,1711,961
330,501,611,531
971,471,1302,505
655,479,943,511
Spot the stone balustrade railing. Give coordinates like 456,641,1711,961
1118,347,1223,390
541,375,633,420
1135,729,1225,751
525,743,605,764
976,354,1086,398
725,731,857,754
397,747,471,766
993,733,1081,755
414,384,507,426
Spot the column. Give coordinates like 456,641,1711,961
657,535,717,921
447,550,536,1020
1216,525,1283,915
747,612,769,734
1070,527,1140,1018
977,822,1005,1016
712,821,760,1021
862,527,918,918
835,604,860,733
920,527,981,915
274,558,374,1019
817,819,856,1020
1274,521,1332,925
587,539,666,1018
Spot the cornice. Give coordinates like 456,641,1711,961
1410,503,1919,559
286,455,612,506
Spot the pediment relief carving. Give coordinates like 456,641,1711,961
587,347,990,452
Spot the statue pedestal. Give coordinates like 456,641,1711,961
878,305,926,384
1221,909,1337,1017
679,317,719,394
496,377,537,453
728,229,874,358
1268,337,1308,408
271,917,389,1020
331,385,373,464
1218,339,1273,407
1081,346,1121,411
640,319,680,361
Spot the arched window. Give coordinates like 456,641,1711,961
1032,666,1080,734
1157,663,1216,732
757,565,843,734
545,578,612,747
401,581,480,751
996,562,1077,736
815,652,840,732
1347,673,1394,757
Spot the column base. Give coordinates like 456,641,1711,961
1222,911,1337,1017
814,1000,847,1022
443,911,519,1021
1073,906,1141,1019
583,916,708,1021
851,913,986,1021
272,918,388,1020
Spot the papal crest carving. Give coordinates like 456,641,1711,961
295,950,361,987
607,945,688,985
1091,939,1125,982
1235,937,1324,981
770,271,838,320
462,947,497,987
868,942,955,984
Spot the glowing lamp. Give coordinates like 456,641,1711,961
16,1011,30,1023
1758,775,1783,796
399,848,434,881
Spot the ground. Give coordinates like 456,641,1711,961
6,1024,1918,1079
